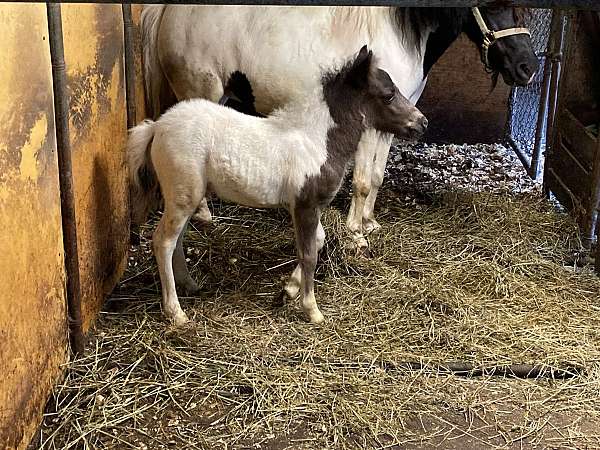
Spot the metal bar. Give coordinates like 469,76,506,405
584,82,600,249
528,57,553,178
122,4,141,246
507,135,532,171
584,135,600,248
542,11,568,197
47,3,85,356
122,4,137,129
532,10,567,181
24,0,600,9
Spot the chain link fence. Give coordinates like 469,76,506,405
505,9,553,176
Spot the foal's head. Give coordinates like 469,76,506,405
333,45,428,140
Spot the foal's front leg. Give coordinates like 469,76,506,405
284,220,324,300
293,206,324,324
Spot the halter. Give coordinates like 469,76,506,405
471,7,531,72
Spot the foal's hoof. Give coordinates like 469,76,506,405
356,245,372,259
308,310,325,324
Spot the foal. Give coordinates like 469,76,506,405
127,46,427,325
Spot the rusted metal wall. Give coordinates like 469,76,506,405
61,4,129,331
1,4,131,448
417,35,511,144
0,5,69,449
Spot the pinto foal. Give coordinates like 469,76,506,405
127,46,427,325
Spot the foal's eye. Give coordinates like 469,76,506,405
384,94,395,105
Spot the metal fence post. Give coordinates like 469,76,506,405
47,2,85,355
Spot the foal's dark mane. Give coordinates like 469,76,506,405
296,55,371,209
320,56,368,149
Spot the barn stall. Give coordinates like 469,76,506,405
1,1,600,449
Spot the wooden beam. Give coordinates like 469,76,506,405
17,0,600,9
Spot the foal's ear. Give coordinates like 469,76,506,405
348,45,373,88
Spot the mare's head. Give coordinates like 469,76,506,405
397,7,539,86
329,45,427,140
464,7,539,85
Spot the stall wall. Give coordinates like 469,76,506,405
418,35,511,144
61,4,129,331
0,5,69,449
1,4,131,448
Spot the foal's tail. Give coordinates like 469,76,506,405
141,5,174,119
127,120,161,226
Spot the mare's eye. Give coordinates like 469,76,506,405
384,94,395,105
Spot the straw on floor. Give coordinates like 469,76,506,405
40,187,600,449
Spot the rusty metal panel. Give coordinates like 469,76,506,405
61,4,129,331
417,35,511,144
0,4,69,449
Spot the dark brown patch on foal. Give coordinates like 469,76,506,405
295,46,423,213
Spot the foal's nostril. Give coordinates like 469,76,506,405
421,117,429,130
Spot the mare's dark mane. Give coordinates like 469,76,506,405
392,8,469,51
393,6,531,81
392,7,531,52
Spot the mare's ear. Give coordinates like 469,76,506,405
347,45,373,88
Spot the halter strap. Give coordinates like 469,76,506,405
471,7,531,71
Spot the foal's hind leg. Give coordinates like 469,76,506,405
173,219,201,295
154,208,194,325
168,70,225,225
363,133,393,234
283,220,324,300
292,206,324,324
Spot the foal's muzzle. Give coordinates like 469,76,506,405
405,115,428,140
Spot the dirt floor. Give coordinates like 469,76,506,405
39,143,600,449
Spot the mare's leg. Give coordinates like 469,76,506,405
284,220,325,300
363,133,393,234
172,219,201,295
192,197,212,224
293,206,324,324
347,129,378,255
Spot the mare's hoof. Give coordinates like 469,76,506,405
172,312,190,327
363,218,381,235
284,283,300,300
192,210,212,225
